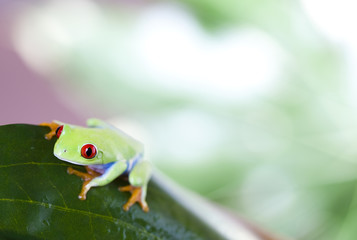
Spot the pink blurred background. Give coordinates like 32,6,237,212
0,2,83,125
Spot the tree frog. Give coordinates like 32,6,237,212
40,118,151,212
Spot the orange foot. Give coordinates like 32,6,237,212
39,122,61,140
119,185,149,212
67,166,101,200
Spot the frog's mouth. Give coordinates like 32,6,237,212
54,151,86,166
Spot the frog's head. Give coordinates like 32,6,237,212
53,124,104,165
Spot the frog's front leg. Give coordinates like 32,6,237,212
119,161,151,212
39,121,62,140
67,166,101,200
68,161,127,200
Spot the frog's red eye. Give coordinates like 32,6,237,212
56,125,64,138
81,144,97,159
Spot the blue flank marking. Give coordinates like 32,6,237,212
101,161,115,171
123,153,142,175
91,153,142,176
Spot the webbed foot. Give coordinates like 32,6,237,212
119,185,149,212
39,122,61,140
67,166,101,200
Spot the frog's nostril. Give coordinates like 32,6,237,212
63,149,67,153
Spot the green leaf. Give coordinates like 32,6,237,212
0,124,224,240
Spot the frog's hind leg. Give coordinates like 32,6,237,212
119,185,149,212
119,161,151,212
67,166,101,200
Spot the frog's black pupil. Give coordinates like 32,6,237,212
86,148,92,156
55,127,60,135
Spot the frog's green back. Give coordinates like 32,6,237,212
92,127,143,160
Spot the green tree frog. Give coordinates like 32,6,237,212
40,118,151,212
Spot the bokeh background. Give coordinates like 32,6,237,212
1,1,357,239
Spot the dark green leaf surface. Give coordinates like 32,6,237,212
0,124,222,240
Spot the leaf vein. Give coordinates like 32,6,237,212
48,179,68,208
0,162,71,168
14,180,32,201
0,198,160,239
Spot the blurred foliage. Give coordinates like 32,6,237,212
11,0,357,239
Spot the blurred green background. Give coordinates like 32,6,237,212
1,0,357,239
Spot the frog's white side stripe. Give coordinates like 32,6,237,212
125,153,143,174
